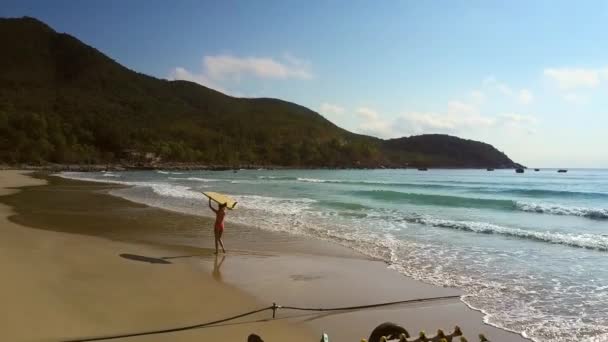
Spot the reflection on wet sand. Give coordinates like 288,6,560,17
213,254,226,282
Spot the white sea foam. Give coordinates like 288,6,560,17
412,217,608,251
297,177,329,183
516,202,608,219
168,177,221,182
102,172,120,177
230,180,259,184
156,170,184,175
147,183,203,200
234,194,315,215
58,172,204,200
58,172,128,185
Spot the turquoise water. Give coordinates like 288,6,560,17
61,169,608,342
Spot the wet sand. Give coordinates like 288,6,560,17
0,172,529,341
0,171,314,342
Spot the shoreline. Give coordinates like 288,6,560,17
1,172,529,341
1,163,526,172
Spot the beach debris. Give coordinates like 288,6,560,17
368,322,409,342
250,324,477,342
365,324,468,342
248,334,264,342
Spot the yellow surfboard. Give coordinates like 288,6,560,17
203,191,238,209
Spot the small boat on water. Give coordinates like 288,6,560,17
486,168,495,171
534,168,540,171
558,169,568,173
516,168,524,173
418,168,428,171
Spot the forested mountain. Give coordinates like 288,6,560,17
0,17,521,168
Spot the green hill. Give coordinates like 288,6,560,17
0,17,521,169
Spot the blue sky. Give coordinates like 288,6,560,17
2,1,608,167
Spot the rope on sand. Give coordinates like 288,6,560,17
61,295,460,341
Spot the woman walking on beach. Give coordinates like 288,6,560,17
209,199,227,254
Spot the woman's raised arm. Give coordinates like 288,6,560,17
208,198,217,213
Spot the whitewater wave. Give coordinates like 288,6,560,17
482,188,608,200
230,180,260,184
516,202,608,220
297,177,329,183
257,176,462,190
58,172,204,200
233,194,316,216
102,173,120,178
168,177,221,182
257,175,295,180
351,189,608,220
58,172,128,185
352,190,516,210
295,177,462,189
317,199,370,211
410,216,608,251
156,170,184,175
277,177,608,203
147,184,203,200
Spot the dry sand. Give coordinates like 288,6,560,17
0,171,529,342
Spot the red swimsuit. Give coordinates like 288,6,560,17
214,210,225,233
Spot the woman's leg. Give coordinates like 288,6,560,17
214,229,219,254
218,230,226,253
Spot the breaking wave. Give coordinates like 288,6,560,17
409,216,608,251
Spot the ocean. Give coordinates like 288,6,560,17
60,168,608,342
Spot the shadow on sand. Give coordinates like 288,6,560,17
119,253,172,264
119,253,211,264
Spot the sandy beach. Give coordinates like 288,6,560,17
0,171,528,342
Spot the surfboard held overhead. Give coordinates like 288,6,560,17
203,191,238,209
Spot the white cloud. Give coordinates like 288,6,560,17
204,55,313,81
282,52,309,69
543,68,601,89
319,103,345,116
470,90,485,103
354,99,537,139
483,75,512,95
394,112,449,134
168,67,228,94
482,76,534,105
356,107,395,138
498,113,539,134
168,53,313,94
447,100,476,114
562,93,588,104
499,113,538,125
518,89,534,104
356,107,379,120
497,84,514,96
396,104,495,136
